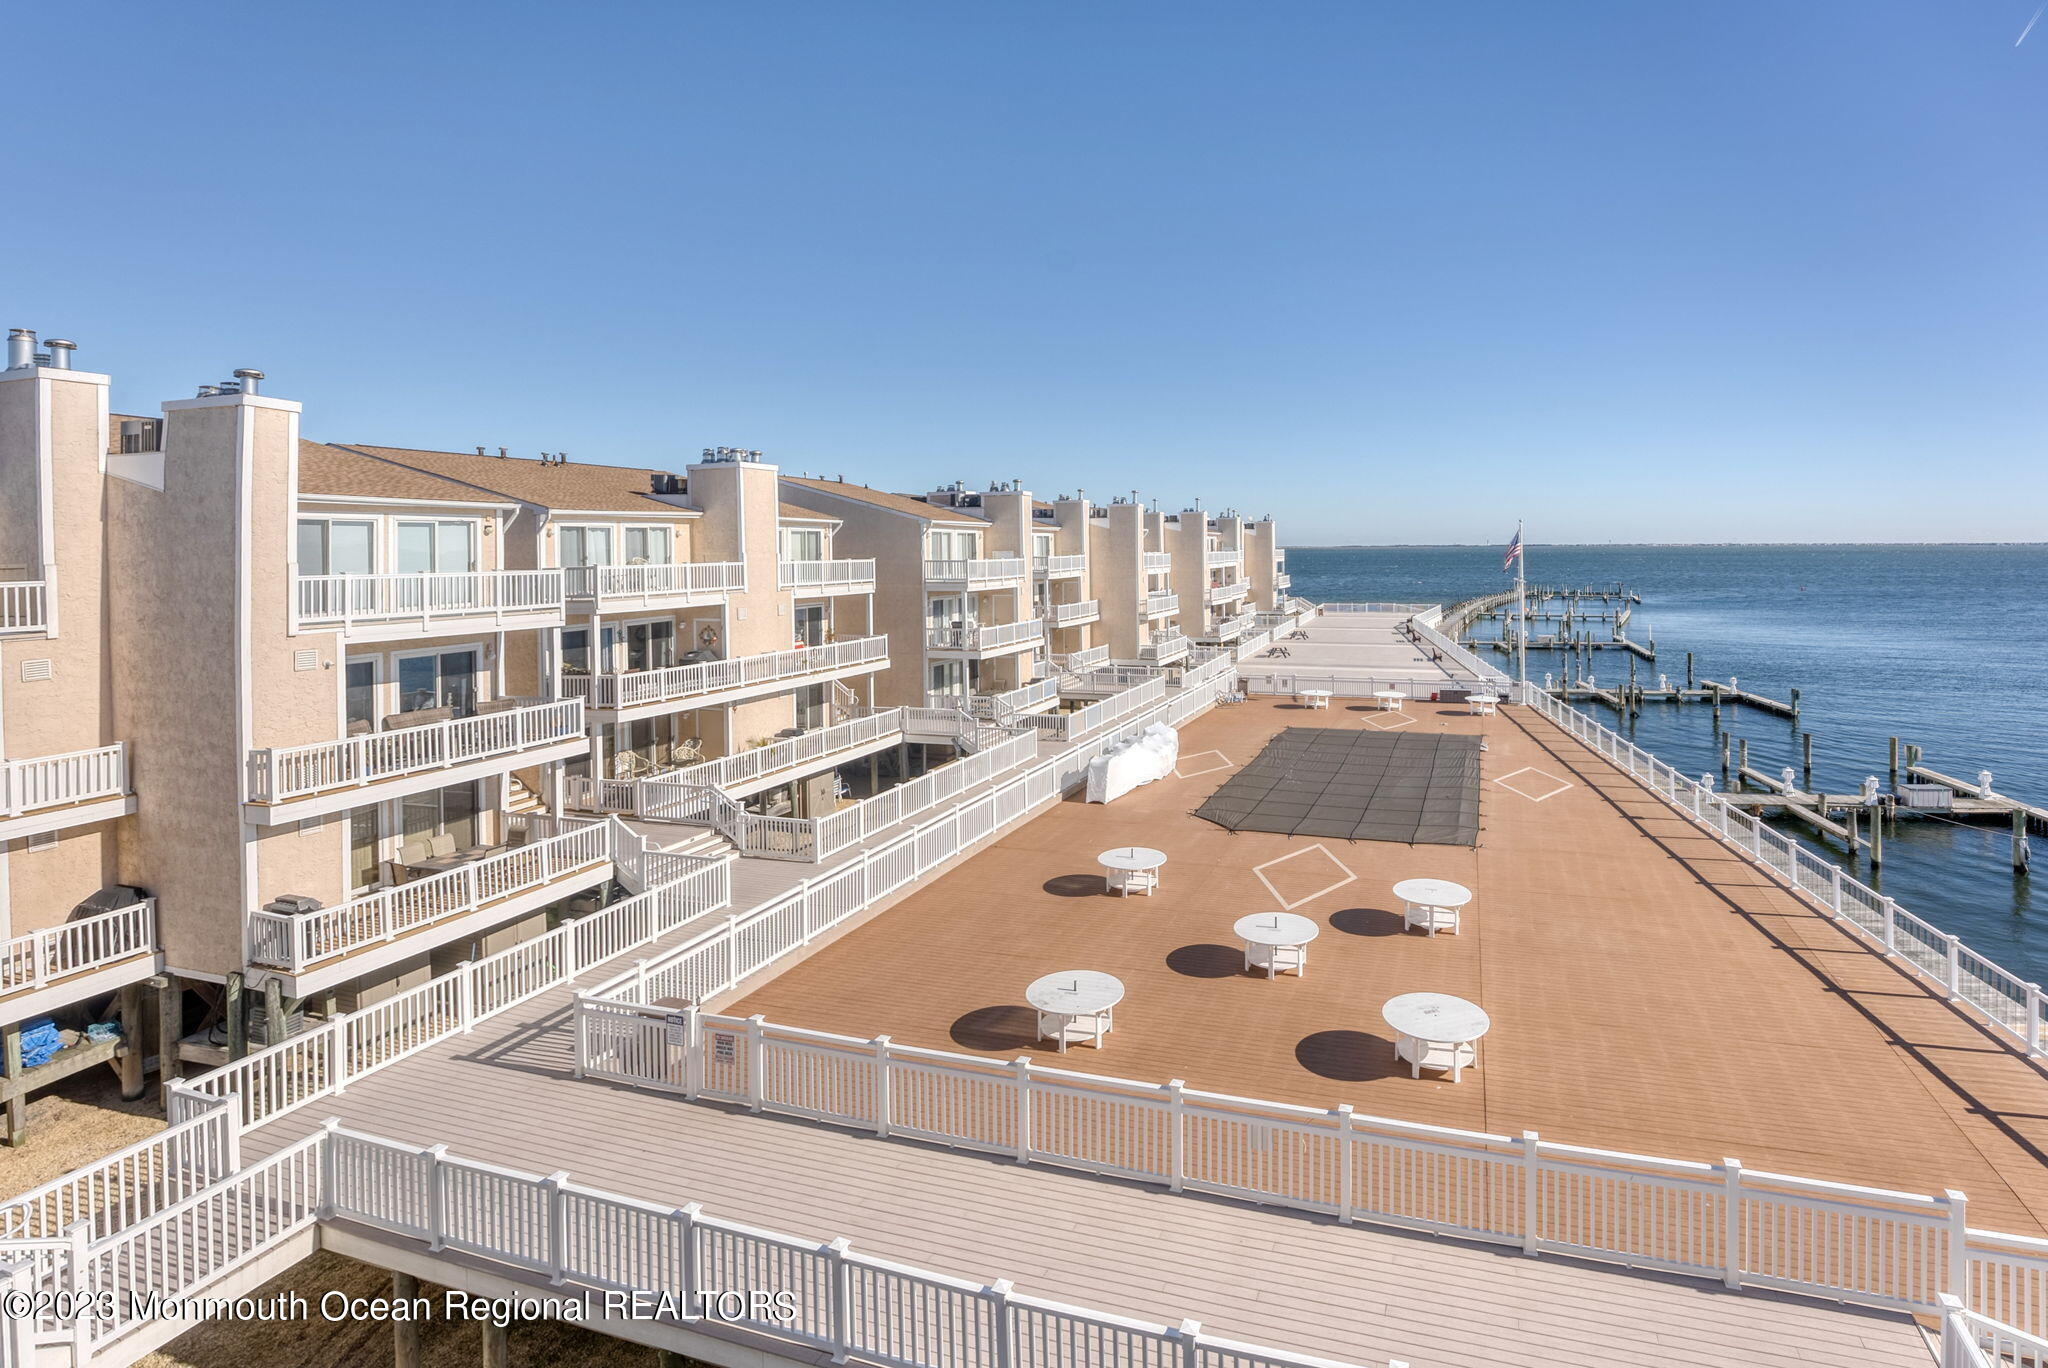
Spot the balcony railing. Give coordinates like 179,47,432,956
1275,572,1292,589
0,580,48,635
246,700,584,804
1053,644,1110,672
922,556,1028,585
657,711,904,795
248,821,613,973
563,561,746,603
930,678,1059,719
295,571,564,631
1143,590,1180,617
1200,611,1257,642
564,635,887,711
1033,554,1084,578
0,899,155,998
778,559,876,593
1022,675,1169,743
1206,548,1242,568
1044,598,1100,627
1139,631,1189,664
1206,579,1251,604
925,618,1042,652
2,744,130,818
1142,552,1172,572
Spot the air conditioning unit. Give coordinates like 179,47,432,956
262,893,325,916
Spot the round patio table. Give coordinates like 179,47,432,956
1026,971,1125,1052
1393,877,1472,937
1299,688,1332,710
1372,689,1407,711
1098,846,1167,897
1467,694,1500,715
1233,912,1320,978
1382,992,1491,1082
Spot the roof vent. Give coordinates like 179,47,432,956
233,368,263,394
45,339,75,370
5,328,33,371
196,385,219,397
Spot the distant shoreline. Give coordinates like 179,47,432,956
1282,542,2048,550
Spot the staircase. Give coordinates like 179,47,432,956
505,773,545,814
651,827,735,861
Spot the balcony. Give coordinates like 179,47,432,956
1206,549,1242,568
1044,599,1100,629
1021,675,1169,743
247,818,615,984
244,700,587,824
564,635,888,718
0,899,157,1026
1197,611,1257,644
0,580,48,636
564,561,746,610
1034,554,1085,579
930,678,1060,721
1053,644,1110,672
1143,590,1180,618
925,618,1043,656
637,710,907,801
1139,631,1189,664
1206,579,1251,605
0,743,135,841
1142,552,1172,573
295,570,566,641
779,559,877,596
922,556,1028,587
1275,572,1292,590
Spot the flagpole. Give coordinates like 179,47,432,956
1514,520,1527,691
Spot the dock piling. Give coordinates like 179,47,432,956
1790,687,1801,719
1736,738,1749,786
2016,809,2032,875
1888,736,1899,788
1802,732,1813,792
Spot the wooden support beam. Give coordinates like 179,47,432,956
2,1022,22,1147
118,982,146,1101
225,971,247,1061
263,976,285,1048
656,1353,714,1368
393,1272,422,1368
480,1318,509,1368
155,974,183,1110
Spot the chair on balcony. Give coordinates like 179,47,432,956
473,698,522,716
383,705,458,731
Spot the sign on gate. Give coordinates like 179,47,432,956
665,1012,689,1047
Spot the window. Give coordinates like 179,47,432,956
1034,532,1054,558
928,660,963,696
780,527,824,561
926,530,980,561
396,649,478,715
623,619,675,673
794,603,827,647
927,596,964,631
345,660,377,727
402,781,479,851
395,520,475,575
297,519,374,576
562,628,592,676
623,526,672,565
559,526,613,567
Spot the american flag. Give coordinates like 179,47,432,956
1502,525,1523,574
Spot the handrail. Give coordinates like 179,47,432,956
1033,553,1085,576
1143,590,1180,616
245,699,583,803
0,580,49,635
1205,548,1242,567
1045,598,1100,626
657,711,903,793
1021,675,1168,743
0,898,155,997
562,560,746,600
777,558,876,590
294,569,564,630
925,618,1042,651
1206,578,1251,603
0,742,130,817
1140,630,1189,662
1142,551,1173,572
921,556,1029,583
564,635,887,710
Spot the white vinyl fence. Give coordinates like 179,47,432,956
0,898,155,996
0,742,129,817
575,1005,2048,1341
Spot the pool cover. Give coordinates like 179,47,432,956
1193,727,1481,846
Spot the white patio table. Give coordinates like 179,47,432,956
1382,992,1490,1082
1027,970,1125,1052
1371,689,1407,712
1098,846,1167,897
1234,912,1320,978
1392,877,1472,937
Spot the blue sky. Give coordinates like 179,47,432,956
9,2,2045,543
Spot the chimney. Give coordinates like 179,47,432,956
234,368,264,395
44,339,75,370
6,329,34,370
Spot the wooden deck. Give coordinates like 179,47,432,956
226,693,2048,1367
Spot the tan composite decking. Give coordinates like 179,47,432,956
234,685,2048,1367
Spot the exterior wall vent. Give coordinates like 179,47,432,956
26,831,58,852
293,649,319,672
20,658,52,682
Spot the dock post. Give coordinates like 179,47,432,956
1802,732,1813,792
1790,687,1801,719
1846,806,1860,854
1719,732,1731,786
1888,737,1899,788
1686,651,1695,689
2016,808,2032,875
1870,805,1884,867
1736,738,1748,787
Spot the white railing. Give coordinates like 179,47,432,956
1143,551,1172,572
0,580,47,635
0,899,155,998
1044,598,1100,626
1034,553,1085,577
1141,630,1190,663
247,822,614,973
1238,674,1446,701
321,1127,1381,1368
0,742,129,818
1206,579,1251,604
656,711,903,795
1144,589,1180,617
1053,644,1110,671
1021,676,1168,744
925,618,1043,652
1200,611,1256,641
194,851,730,1130
922,556,1029,584
1517,680,2048,1059
1178,652,1239,692
808,730,1042,861
566,635,888,710
1940,1297,2048,1367
563,560,746,602
579,1003,2048,1346
1317,601,1437,614
0,1088,234,1242
1206,548,1242,567
1409,614,1510,683
245,699,583,804
1275,572,1292,589
778,558,876,591
931,678,1060,720
1073,665,1163,691
294,569,564,630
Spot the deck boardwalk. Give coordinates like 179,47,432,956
232,685,2048,1368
